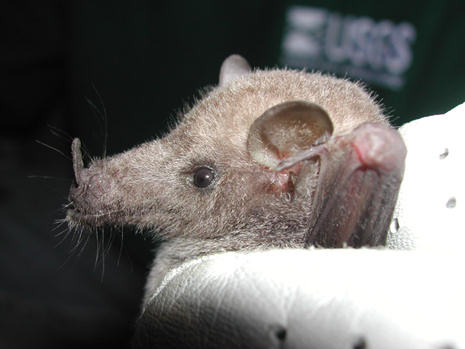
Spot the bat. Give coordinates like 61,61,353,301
66,55,406,301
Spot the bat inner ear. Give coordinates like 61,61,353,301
247,101,333,170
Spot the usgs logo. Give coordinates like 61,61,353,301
281,6,416,90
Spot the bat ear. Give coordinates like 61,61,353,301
219,55,251,87
247,101,333,170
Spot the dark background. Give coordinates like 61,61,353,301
1,1,464,348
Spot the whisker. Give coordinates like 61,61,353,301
80,141,93,162
85,86,109,160
94,228,101,269
55,222,69,236
53,234,70,248
76,139,94,164
35,140,71,160
99,228,106,281
48,124,73,142
53,229,66,238
104,230,113,256
53,220,67,232
77,235,91,257
70,229,84,253
58,251,75,271
91,84,109,158
54,229,73,248
117,225,124,266
48,124,93,162
63,202,74,209
28,175,70,181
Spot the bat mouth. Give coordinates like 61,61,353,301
66,190,145,230
66,204,132,231
66,185,117,229
65,204,107,228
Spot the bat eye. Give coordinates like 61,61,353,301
193,166,216,188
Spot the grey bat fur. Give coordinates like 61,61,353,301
66,55,405,305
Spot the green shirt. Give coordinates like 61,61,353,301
277,1,465,124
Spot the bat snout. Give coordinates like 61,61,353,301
67,138,116,227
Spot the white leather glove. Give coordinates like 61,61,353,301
135,248,464,349
389,101,465,250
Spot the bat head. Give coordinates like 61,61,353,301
67,55,405,263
